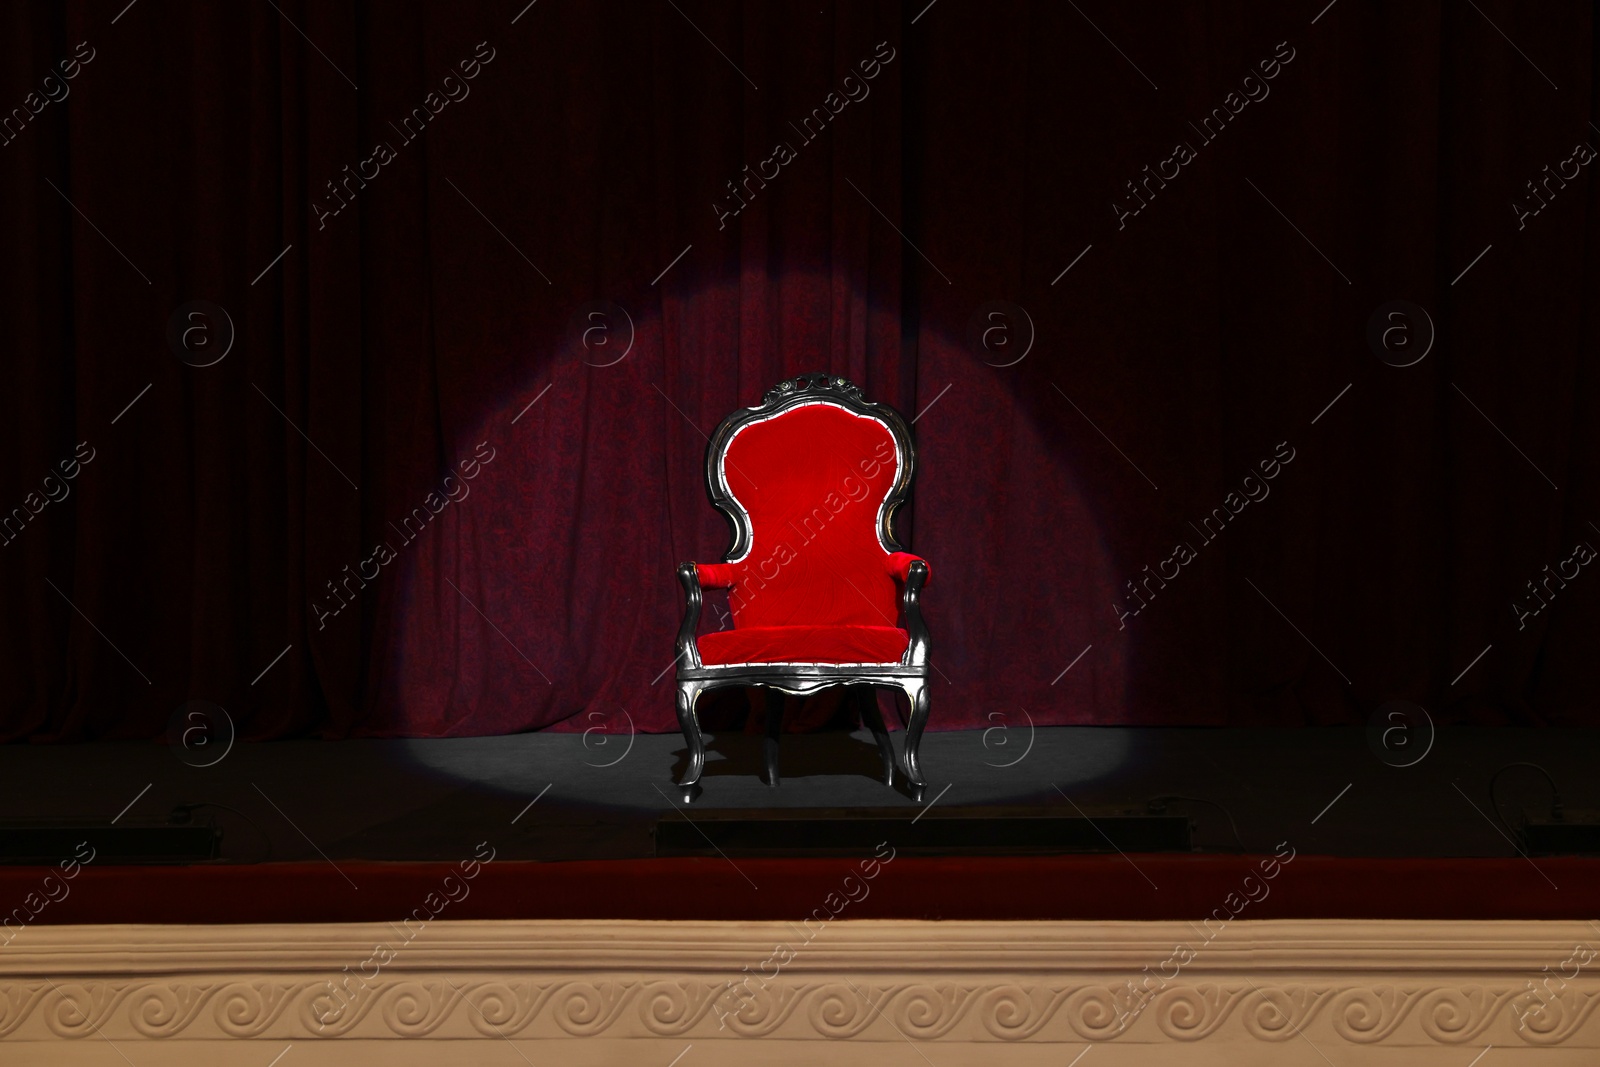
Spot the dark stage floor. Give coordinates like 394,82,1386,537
1,725,1594,864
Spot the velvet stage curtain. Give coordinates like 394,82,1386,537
2,1,1598,741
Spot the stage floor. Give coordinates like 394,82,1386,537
0,725,1594,863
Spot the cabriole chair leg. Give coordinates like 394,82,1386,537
675,680,706,795
762,688,784,786
859,687,896,788
899,678,930,801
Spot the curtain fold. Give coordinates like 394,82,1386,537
1,1,1597,740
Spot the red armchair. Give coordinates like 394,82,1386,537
673,373,932,799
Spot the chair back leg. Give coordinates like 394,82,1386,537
675,681,706,788
898,677,930,798
857,687,896,788
762,688,785,786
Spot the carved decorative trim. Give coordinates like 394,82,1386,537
2,974,1597,1045
760,372,866,406
0,919,1596,1050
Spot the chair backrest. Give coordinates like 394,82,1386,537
705,374,915,629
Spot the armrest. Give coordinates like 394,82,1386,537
887,552,931,585
675,562,705,671
695,563,738,589
891,554,931,667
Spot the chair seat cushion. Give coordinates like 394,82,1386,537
698,625,909,666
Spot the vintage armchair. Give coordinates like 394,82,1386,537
672,373,932,799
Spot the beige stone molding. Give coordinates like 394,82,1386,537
2,919,1599,1064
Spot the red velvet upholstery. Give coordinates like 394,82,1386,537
699,625,910,666
696,400,928,665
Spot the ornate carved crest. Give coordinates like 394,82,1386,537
760,372,866,405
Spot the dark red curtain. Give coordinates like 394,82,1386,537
2,0,1598,741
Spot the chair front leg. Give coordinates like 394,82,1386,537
762,688,784,786
675,680,706,790
900,677,930,800
672,562,708,797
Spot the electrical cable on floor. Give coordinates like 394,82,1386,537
1147,794,1245,852
171,801,274,864
1487,761,1562,839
